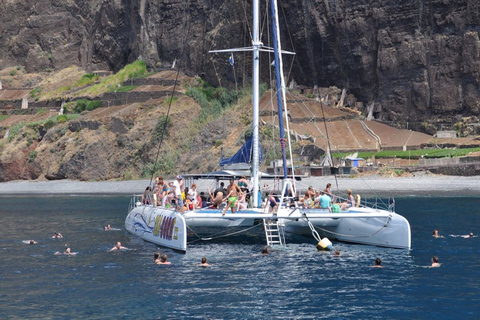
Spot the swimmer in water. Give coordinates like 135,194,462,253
52,232,63,239
55,247,73,255
104,225,112,231
371,258,384,268
109,242,128,252
431,256,441,267
23,240,38,244
158,254,171,265
198,257,210,267
462,232,475,238
432,229,444,238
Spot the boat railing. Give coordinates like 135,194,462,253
129,194,143,212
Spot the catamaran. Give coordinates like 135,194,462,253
125,0,411,252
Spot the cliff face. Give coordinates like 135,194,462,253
1,0,479,126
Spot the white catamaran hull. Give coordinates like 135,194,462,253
282,207,411,249
125,201,411,251
125,205,187,252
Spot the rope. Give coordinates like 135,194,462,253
187,222,264,244
301,214,393,239
301,213,321,242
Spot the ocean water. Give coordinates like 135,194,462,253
0,195,479,319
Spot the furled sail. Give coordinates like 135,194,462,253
219,136,263,167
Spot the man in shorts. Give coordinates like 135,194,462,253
222,178,242,215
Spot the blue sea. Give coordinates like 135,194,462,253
1,195,479,319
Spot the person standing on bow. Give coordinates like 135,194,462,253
222,178,242,215
173,175,184,213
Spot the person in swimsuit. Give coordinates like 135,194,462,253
198,257,210,267
302,186,315,209
222,178,242,215
371,258,384,268
109,242,128,252
431,256,441,267
341,189,355,210
158,254,171,265
238,175,250,193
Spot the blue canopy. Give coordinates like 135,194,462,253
219,136,263,167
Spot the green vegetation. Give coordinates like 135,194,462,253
150,116,172,144
72,99,102,113
26,114,80,131
27,151,37,163
185,78,260,123
30,88,42,99
333,147,480,160
75,73,100,87
0,115,8,122
163,96,178,106
77,60,147,97
108,85,138,93
8,122,26,141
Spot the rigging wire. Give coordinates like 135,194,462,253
187,222,265,244
148,69,182,187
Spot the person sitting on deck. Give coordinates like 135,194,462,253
301,186,315,209
324,183,333,198
222,178,242,215
341,189,355,210
319,191,332,211
355,194,361,207
235,190,248,211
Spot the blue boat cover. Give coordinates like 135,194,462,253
219,136,263,167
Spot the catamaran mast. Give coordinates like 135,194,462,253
251,0,261,208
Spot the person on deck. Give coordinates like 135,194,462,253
319,191,332,210
235,190,248,211
238,175,250,193
208,183,225,209
268,193,278,213
222,178,242,215
188,184,198,208
142,186,152,205
155,176,167,206
341,189,355,210
301,186,315,209
173,175,184,213
324,183,333,198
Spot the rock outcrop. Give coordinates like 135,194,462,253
0,0,479,127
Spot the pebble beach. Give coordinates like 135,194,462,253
1,172,480,196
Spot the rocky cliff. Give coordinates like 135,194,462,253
1,0,479,127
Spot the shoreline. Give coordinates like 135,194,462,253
1,173,480,197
